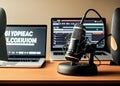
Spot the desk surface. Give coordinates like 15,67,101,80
0,60,120,84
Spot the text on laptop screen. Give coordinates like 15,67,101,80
51,18,106,51
5,25,47,60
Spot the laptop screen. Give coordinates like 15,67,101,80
5,25,47,61
51,18,106,51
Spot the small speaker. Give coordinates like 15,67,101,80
0,7,8,61
111,7,120,65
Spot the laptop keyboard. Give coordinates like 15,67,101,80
8,58,39,62
8,55,41,61
11,60,38,62
53,52,65,55
53,51,107,55
95,51,107,55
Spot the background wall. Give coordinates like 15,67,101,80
0,0,120,60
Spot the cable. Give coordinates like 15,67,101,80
96,34,112,45
94,55,101,66
80,9,104,25
63,9,110,64
79,9,112,66
62,33,71,54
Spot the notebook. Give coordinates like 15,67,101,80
0,25,47,67
50,18,113,61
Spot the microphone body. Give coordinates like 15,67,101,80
65,23,86,62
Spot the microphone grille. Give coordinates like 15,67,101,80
72,23,86,39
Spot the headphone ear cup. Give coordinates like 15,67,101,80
0,8,7,37
111,8,120,65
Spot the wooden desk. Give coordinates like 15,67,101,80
0,60,120,84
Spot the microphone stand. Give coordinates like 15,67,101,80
57,9,104,76
57,34,111,76
57,44,98,76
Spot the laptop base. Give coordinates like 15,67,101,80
0,58,45,68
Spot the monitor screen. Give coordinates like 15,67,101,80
5,25,47,61
51,18,106,51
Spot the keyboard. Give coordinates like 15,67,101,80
95,51,107,55
53,51,107,55
53,52,65,55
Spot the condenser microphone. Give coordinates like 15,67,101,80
65,23,86,62
58,9,101,76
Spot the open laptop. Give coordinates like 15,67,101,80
0,25,47,67
50,18,113,61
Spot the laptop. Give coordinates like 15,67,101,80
0,25,47,67
50,17,113,61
